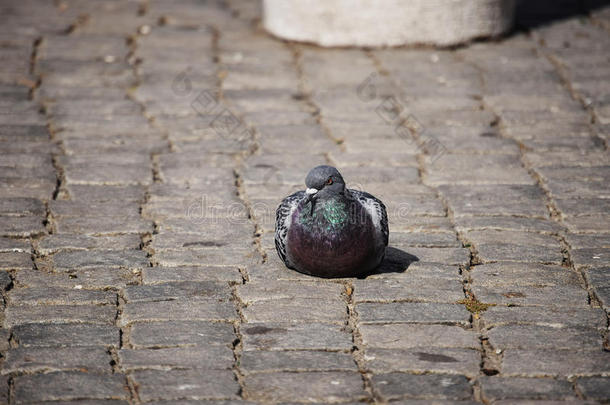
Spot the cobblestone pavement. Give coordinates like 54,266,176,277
1,0,609,403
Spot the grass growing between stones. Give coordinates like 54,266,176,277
457,297,495,314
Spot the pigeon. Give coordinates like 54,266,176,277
275,165,388,278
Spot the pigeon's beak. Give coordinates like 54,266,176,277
305,188,318,215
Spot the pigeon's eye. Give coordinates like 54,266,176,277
326,177,333,185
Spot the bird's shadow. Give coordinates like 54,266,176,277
358,246,419,279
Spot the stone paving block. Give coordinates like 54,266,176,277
156,219,253,236
4,304,117,327
487,325,602,350
124,281,232,303
555,198,610,217
0,197,45,215
439,185,548,218
55,216,152,235
142,266,243,284
153,248,255,267
37,234,142,254
583,267,610,310
566,234,610,250
240,350,357,374
244,371,366,403
13,372,128,403
241,322,352,352
8,287,116,306
119,346,234,371
480,305,607,330
571,248,610,269
454,216,564,234
0,251,32,270
360,324,478,349
328,151,419,168
479,376,576,401
132,369,239,401
371,373,472,400
426,154,534,185
0,215,46,237
242,298,347,323
52,250,148,270
0,236,30,252
480,239,563,264
12,323,120,347
391,247,470,266
237,281,343,303
364,348,480,377
2,346,112,374
353,278,465,304
49,200,140,218
463,230,558,247
389,232,460,247
129,320,235,348
15,268,137,290
151,233,250,251
66,185,146,203
575,377,610,401
368,262,459,280
502,349,610,376
564,215,610,233
471,284,589,307
355,302,471,325
121,298,237,324
523,151,610,168
471,263,581,287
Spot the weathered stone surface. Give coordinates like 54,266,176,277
37,234,142,254
480,305,607,330
129,321,235,348
474,242,564,264
360,324,479,349
4,304,116,327
356,302,471,325
364,348,480,377
12,323,120,347
480,376,576,401
142,266,243,283
132,369,239,401
471,284,589,307
121,298,237,324
55,216,152,235
8,287,116,306
124,281,232,303
487,325,602,350
470,263,581,288
119,346,234,370
242,298,347,323
241,323,352,351
371,373,472,400
575,377,610,401
2,347,112,374
240,350,357,374
0,215,45,237
0,236,30,252
52,250,148,270
502,349,610,376
353,278,465,303
13,372,128,403
15,268,137,289
237,281,344,303
244,371,366,402
0,251,32,270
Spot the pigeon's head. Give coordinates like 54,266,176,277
304,165,346,203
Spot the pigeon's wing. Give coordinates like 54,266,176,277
275,190,306,267
350,189,389,246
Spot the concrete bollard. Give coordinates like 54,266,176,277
263,0,517,47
